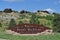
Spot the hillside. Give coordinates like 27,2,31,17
0,9,54,31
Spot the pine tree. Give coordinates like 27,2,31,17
9,19,16,27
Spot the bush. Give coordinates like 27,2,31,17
45,15,53,20
19,21,23,24
0,23,2,27
9,19,16,27
3,8,13,13
30,14,40,24
52,14,60,32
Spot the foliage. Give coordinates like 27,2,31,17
0,23,2,27
19,21,23,24
45,15,53,20
9,19,16,27
30,14,40,24
37,10,41,12
37,16,45,19
20,10,31,14
3,8,12,13
52,14,60,32
37,15,53,20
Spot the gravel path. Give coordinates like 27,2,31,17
0,38,7,40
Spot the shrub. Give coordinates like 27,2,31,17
0,23,2,27
9,19,16,27
3,8,13,13
52,14,60,32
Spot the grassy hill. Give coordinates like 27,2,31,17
0,9,60,40
0,9,54,31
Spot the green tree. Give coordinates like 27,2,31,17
0,23,2,27
3,8,12,13
45,15,53,20
52,13,60,32
9,19,16,27
19,21,23,24
30,14,40,24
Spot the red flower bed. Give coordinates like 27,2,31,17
8,24,51,34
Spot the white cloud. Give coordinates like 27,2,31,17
44,8,56,13
44,8,54,12
3,0,24,2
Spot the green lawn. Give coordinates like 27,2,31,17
0,32,60,40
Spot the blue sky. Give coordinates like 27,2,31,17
0,0,60,13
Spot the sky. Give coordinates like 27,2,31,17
0,0,60,13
